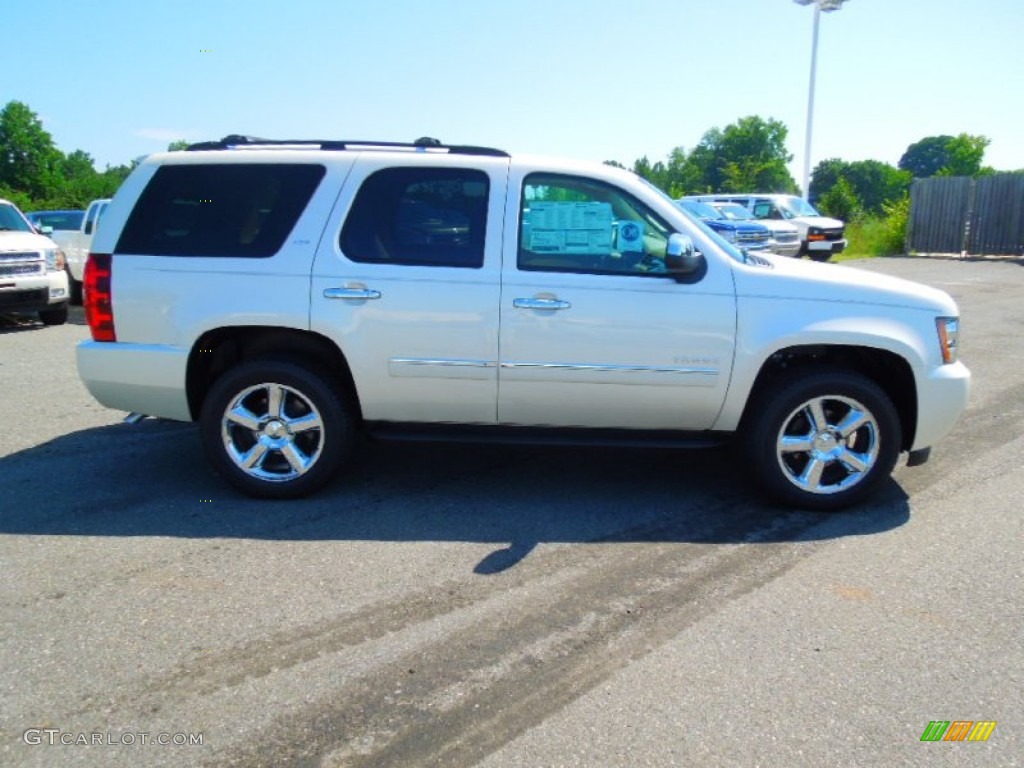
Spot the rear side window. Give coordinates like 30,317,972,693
116,163,325,257
339,167,488,268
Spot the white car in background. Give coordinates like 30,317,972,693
704,200,801,258
0,199,70,325
695,193,846,261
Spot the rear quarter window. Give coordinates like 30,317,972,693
115,163,326,257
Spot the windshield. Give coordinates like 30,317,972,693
677,199,724,221
712,203,755,221
780,196,822,217
634,177,747,264
0,203,35,233
26,210,84,230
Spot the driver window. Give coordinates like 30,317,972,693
519,173,671,276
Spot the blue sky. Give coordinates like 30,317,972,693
5,0,1023,184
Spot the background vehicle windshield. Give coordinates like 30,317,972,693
0,203,35,233
781,196,822,217
711,203,755,221
677,199,724,221
26,210,85,230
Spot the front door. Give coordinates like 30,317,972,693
498,170,737,430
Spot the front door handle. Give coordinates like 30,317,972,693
513,297,571,310
324,287,382,300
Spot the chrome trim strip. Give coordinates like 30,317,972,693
390,358,496,369
499,362,718,376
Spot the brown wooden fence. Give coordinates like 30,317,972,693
907,174,1024,256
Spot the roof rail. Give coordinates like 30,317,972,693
185,135,509,158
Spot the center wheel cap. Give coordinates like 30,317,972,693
264,420,287,439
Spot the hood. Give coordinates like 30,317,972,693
797,215,844,229
734,255,959,315
0,230,58,253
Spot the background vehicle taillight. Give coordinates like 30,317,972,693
84,253,116,341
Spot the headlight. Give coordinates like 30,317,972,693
43,248,66,271
721,229,737,243
936,317,960,364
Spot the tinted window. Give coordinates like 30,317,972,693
340,168,488,268
116,164,325,257
519,174,672,276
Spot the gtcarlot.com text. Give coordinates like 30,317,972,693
23,729,203,747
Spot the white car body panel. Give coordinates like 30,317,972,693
311,153,509,424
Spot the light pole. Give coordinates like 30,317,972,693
794,0,848,197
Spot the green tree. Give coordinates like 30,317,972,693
0,100,64,201
167,139,191,152
817,176,861,222
938,133,990,177
810,158,910,216
899,134,990,178
688,116,798,194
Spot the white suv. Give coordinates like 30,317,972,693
76,136,969,509
0,199,69,325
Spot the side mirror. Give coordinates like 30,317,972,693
665,234,705,280
39,225,54,235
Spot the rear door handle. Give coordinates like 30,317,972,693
513,298,571,310
324,287,381,300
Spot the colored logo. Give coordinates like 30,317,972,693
620,223,640,242
920,721,996,742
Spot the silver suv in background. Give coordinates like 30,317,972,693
695,194,846,261
701,200,801,258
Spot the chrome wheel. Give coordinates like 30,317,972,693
220,381,325,483
775,394,879,496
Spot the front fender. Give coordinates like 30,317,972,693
713,296,936,431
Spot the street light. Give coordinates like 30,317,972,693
794,0,849,197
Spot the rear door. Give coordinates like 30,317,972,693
311,154,510,424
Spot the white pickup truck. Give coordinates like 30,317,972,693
59,198,110,303
1,199,70,325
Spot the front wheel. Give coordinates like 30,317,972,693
743,368,901,511
39,305,68,325
200,359,355,498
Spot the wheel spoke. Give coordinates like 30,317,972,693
266,384,285,419
807,400,829,432
280,441,312,474
838,448,870,474
835,408,870,438
240,441,269,470
780,434,814,453
798,457,826,491
287,411,323,434
226,404,262,432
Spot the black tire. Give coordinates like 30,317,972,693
199,359,355,499
39,305,68,326
68,272,83,305
743,367,901,511
808,250,833,262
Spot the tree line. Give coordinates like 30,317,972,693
0,99,1010,225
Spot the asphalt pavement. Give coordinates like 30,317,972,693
1,256,1020,767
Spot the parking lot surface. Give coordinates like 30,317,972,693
1,256,1021,767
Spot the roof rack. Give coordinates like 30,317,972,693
186,135,509,158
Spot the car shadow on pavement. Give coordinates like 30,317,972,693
1,418,911,573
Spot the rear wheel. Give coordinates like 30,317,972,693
200,359,355,498
743,368,901,510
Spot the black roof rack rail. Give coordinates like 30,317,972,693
185,135,509,158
